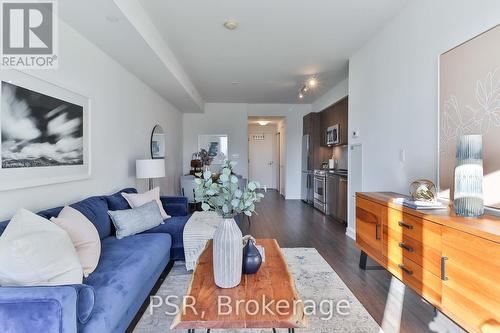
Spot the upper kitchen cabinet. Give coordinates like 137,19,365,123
320,96,348,146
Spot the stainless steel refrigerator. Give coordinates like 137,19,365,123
301,135,314,204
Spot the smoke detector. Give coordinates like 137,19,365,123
223,19,239,30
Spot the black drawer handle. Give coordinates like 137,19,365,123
398,264,413,275
398,221,414,229
399,242,414,252
375,224,380,240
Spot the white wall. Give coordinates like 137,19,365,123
183,103,248,176
347,0,500,237
0,21,183,220
312,78,348,113
183,103,311,199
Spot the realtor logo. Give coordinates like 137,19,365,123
1,0,58,68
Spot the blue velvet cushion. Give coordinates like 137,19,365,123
160,196,188,217
72,284,95,324
70,196,111,239
0,300,61,333
37,206,63,220
142,215,190,260
81,233,171,333
108,201,164,239
0,285,79,333
105,188,137,211
0,220,7,236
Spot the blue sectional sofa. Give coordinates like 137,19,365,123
0,188,191,333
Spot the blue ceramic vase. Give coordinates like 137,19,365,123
242,236,262,274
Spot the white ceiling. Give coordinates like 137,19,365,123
60,0,408,110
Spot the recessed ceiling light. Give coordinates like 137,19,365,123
223,19,239,30
307,77,318,88
105,15,120,23
258,121,270,126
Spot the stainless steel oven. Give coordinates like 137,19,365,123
313,170,326,212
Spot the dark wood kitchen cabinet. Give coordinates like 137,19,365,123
319,96,348,146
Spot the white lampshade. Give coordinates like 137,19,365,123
136,159,165,179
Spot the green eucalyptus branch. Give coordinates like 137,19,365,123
194,161,264,219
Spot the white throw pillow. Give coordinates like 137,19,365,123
51,206,101,278
0,209,83,286
121,187,171,219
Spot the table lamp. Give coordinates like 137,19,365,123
136,159,165,190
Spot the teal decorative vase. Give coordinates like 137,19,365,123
454,135,484,217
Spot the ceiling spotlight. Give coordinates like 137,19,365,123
223,19,239,30
302,86,309,93
307,77,318,88
258,121,270,126
298,93,304,99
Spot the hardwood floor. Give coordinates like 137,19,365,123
245,190,459,333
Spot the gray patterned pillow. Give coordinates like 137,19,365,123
108,201,163,239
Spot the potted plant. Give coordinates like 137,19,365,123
195,161,264,288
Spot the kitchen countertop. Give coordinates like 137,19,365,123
326,170,348,177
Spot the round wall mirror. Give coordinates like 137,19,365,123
150,125,165,159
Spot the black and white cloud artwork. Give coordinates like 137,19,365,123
1,81,84,168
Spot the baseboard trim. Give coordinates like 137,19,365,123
346,227,356,240
125,259,175,333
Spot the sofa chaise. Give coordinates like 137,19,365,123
0,188,191,333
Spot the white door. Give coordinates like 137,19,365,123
249,133,275,189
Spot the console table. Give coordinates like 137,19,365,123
355,192,500,333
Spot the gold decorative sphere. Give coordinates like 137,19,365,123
409,179,437,202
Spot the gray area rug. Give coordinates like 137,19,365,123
134,248,382,332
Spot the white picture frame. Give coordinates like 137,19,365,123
0,70,91,191
197,134,228,165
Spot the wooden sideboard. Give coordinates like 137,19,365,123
356,192,500,333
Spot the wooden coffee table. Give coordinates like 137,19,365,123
171,239,307,332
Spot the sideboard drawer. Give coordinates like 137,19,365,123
386,256,442,307
356,197,385,262
383,230,442,277
387,208,442,247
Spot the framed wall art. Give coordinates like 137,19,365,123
0,70,90,191
197,134,228,165
439,24,500,210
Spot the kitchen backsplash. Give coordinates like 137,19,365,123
332,146,348,169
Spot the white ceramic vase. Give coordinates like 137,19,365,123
213,218,242,288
